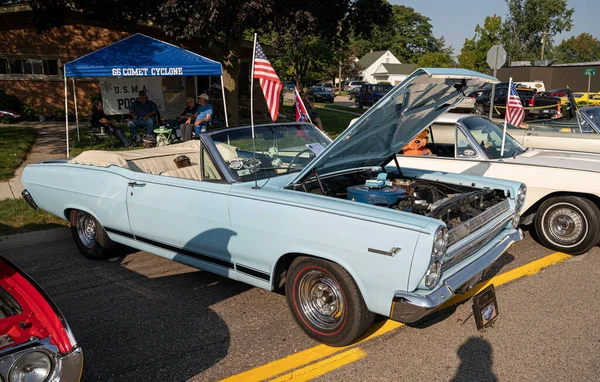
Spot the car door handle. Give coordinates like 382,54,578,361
128,182,146,187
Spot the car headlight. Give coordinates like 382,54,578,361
516,184,526,212
433,226,448,260
425,261,441,289
9,351,53,382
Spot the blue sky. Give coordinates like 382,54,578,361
389,0,600,56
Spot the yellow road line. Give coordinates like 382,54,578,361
221,251,571,382
269,348,367,382
220,320,402,382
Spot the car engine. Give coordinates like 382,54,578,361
296,168,506,229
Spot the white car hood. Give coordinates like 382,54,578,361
507,149,600,173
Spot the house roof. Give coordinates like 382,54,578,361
358,51,388,69
374,63,417,75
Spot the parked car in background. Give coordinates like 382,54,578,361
348,86,362,100
0,109,20,121
282,82,296,91
307,86,334,102
572,92,600,106
22,68,524,346
473,84,561,118
450,96,476,113
0,255,83,381
396,113,600,254
355,84,393,108
346,80,367,92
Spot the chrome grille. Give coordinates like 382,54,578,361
447,200,510,246
442,214,512,272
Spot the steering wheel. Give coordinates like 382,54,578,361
286,148,315,172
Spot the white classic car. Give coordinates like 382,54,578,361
395,114,600,255
21,69,525,346
433,111,600,154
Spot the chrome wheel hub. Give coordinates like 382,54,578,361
298,270,344,331
76,213,96,249
545,204,586,247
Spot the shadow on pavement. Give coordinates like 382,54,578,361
451,337,498,382
2,229,249,381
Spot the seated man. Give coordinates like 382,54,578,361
127,90,158,143
193,93,213,134
176,97,198,142
91,100,134,147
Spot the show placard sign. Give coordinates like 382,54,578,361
100,77,165,115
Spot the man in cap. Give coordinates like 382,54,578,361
128,90,158,143
194,93,213,134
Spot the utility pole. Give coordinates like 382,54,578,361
541,31,548,60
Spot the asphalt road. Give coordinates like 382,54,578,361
0,228,598,381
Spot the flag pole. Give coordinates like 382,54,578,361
500,77,511,159
250,33,259,189
250,33,257,139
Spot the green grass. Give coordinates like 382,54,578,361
69,125,143,157
281,105,356,139
0,198,68,236
0,125,37,180
324,104,366,114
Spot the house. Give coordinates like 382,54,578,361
0,3,271,119
358,50,401,83
372,63,416,85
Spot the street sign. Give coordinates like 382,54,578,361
487,45,507,70
487,45,506,119
584,68,596,76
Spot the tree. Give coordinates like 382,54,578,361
502,0,574,61
26,0,390,124
555,33,600,63
418,52,455,68
458,15,503,72
271,1,390,90
354,5,440,63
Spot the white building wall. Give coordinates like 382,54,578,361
361,51,401,84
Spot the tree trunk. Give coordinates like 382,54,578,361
220,42,242,126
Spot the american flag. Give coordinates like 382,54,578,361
253,42,282,121
506,81,525,127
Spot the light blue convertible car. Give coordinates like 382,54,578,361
22,69,525,346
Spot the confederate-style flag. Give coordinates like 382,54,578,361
294,88,311,122
253,42,282,121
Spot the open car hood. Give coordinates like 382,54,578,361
289,68,498,185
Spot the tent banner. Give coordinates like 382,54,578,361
100,77,165,115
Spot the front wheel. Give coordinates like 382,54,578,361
285,257,374,346
534,196,600,255
474,103,485,115
70,210,117,260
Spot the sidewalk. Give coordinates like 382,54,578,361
0,122,71,200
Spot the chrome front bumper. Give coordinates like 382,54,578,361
389,228,523,324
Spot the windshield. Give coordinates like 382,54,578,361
463,117,526,159
579,108,600,133
373,85,392,92
209,124,331,182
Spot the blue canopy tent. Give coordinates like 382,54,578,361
63,33,228,156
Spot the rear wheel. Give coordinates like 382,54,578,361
534,196,600,255
285,256,374,346
69,210,116,260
